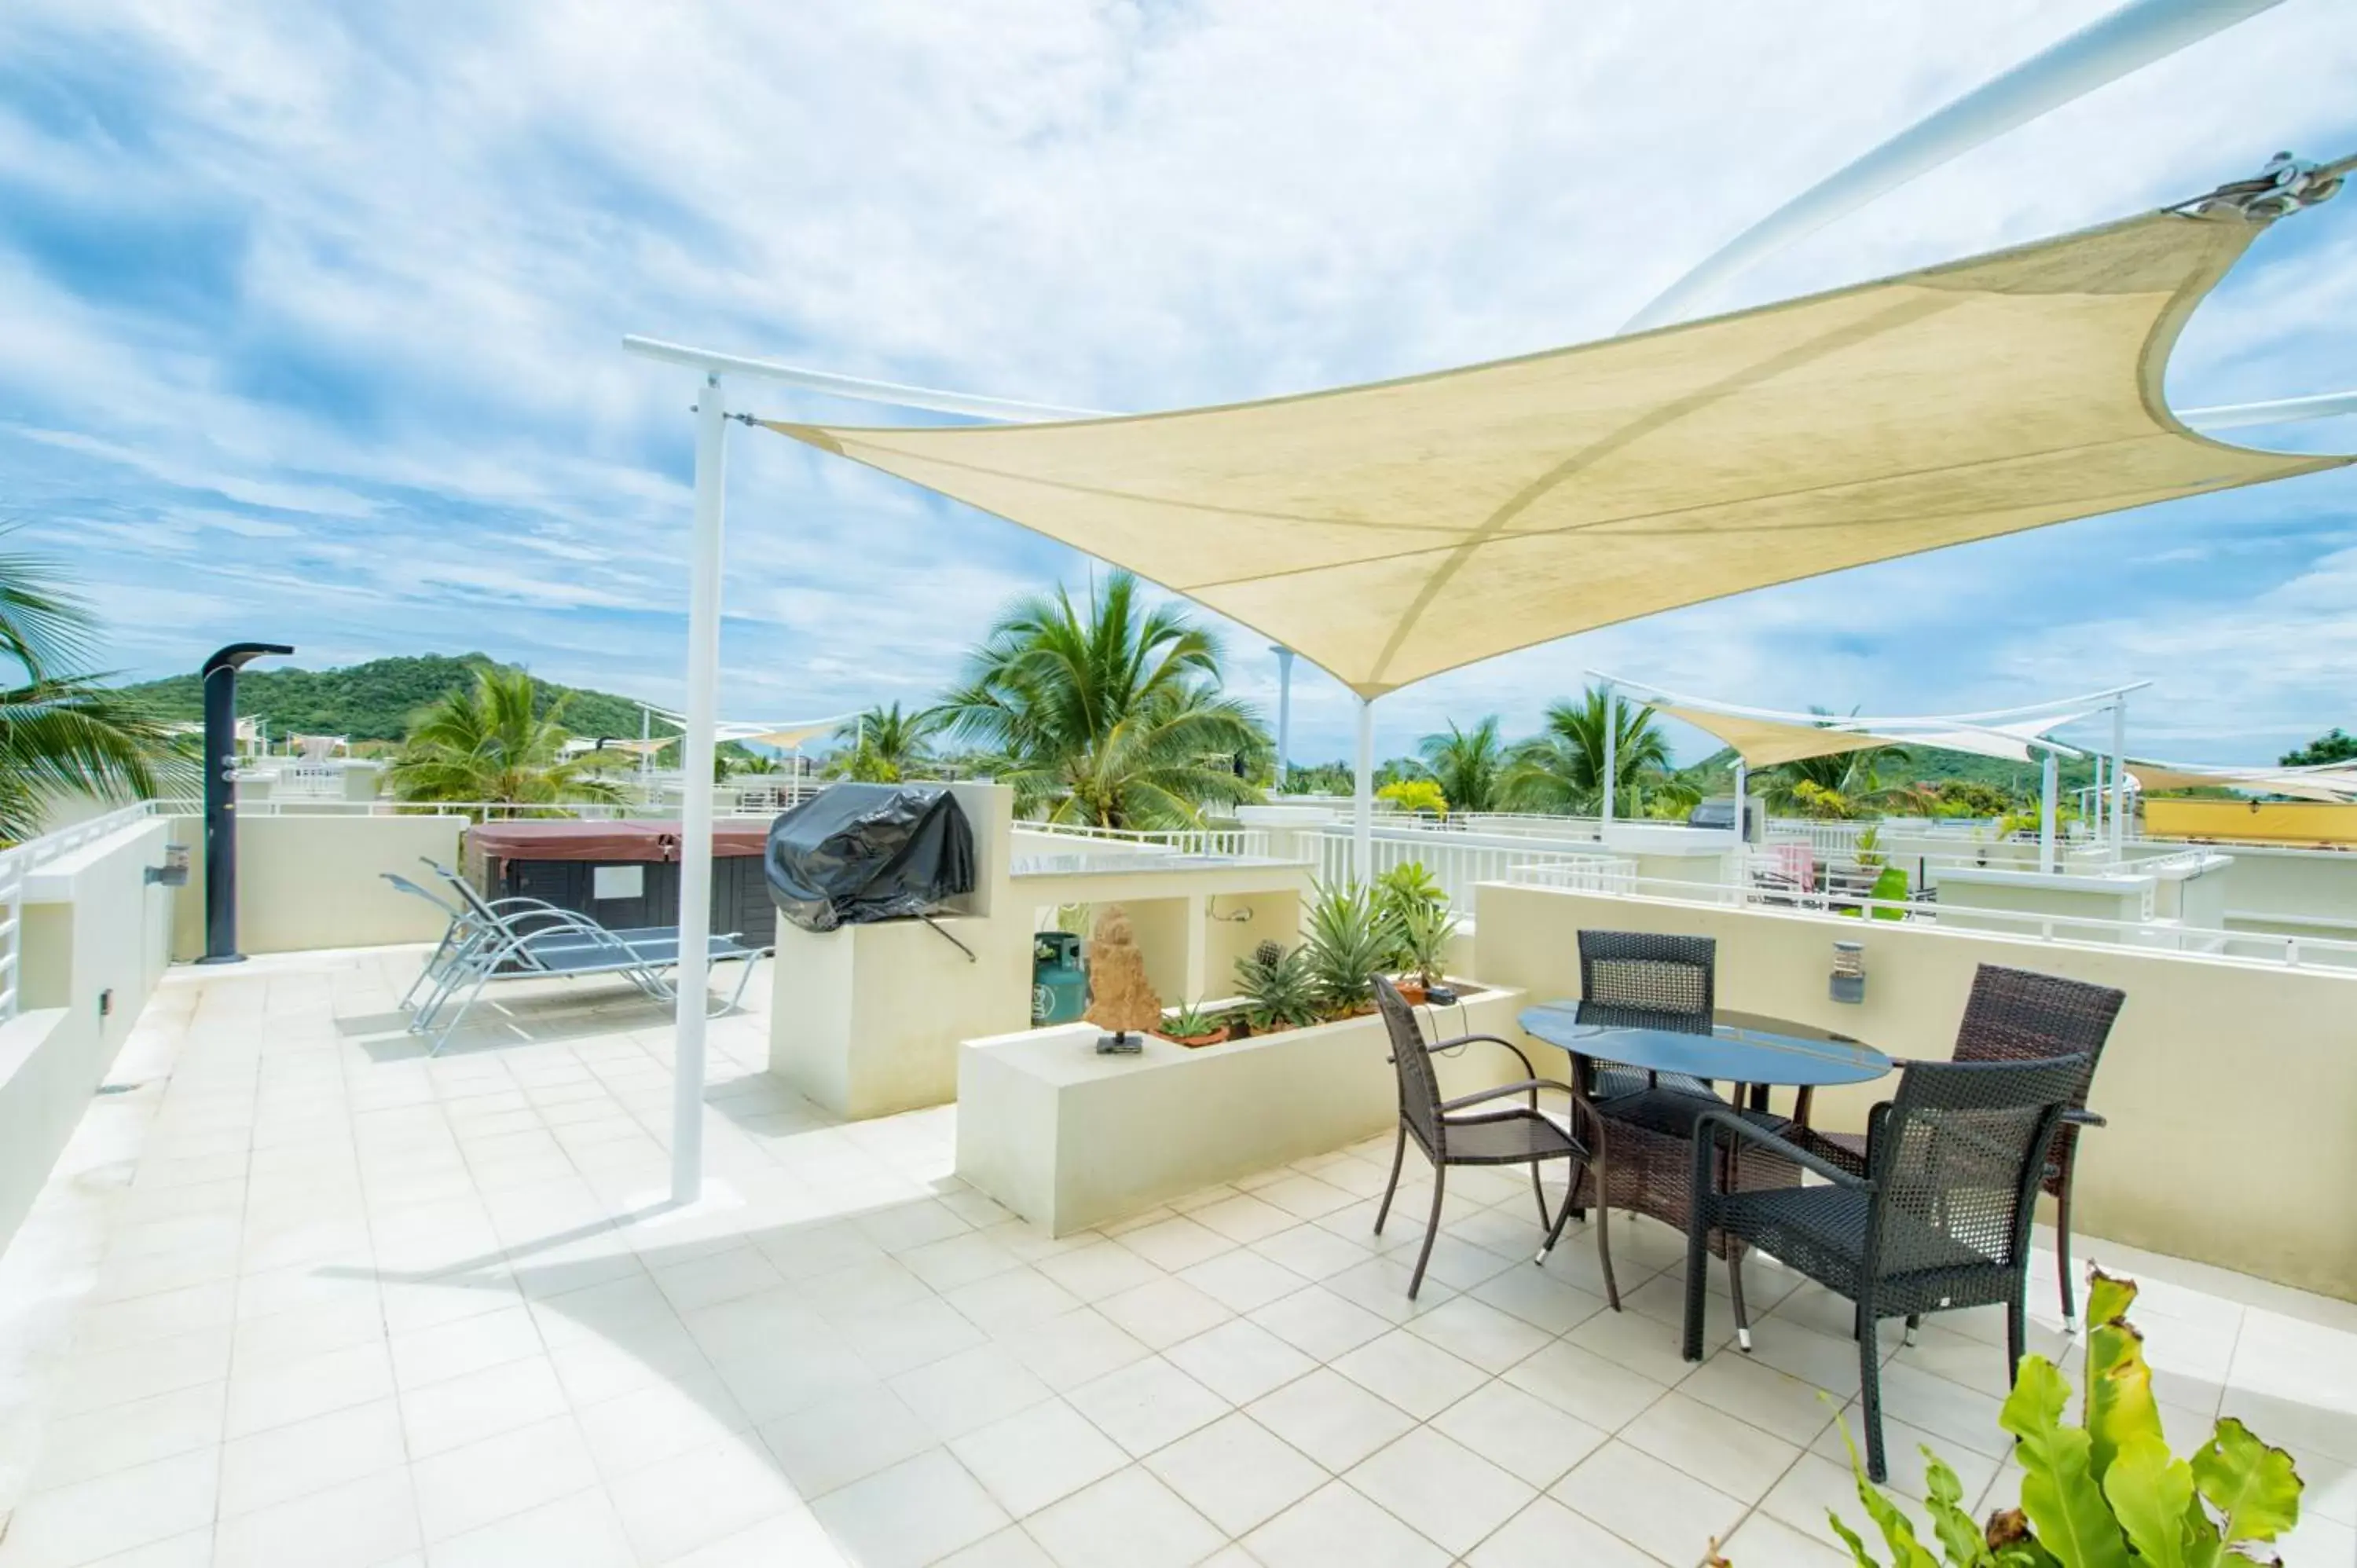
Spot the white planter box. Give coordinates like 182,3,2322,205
955,984,1529,1236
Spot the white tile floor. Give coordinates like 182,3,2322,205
2,947,2355,1566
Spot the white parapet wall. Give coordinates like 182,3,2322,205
956,984,1527,1236
167,813,466,959
2,816,177,1248
1475,879,2357,1302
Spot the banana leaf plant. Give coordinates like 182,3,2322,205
1822,1271,2301,1567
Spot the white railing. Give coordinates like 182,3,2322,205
0,803,165,1021
1018,821,1274,859
1765,817,1872,856
1497,863,2357,972
1313,823,1632,914
1446,812,1608,840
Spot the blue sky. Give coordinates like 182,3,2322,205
2,2,2353,766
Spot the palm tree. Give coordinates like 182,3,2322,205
388,667,629,811
0,533,173,841
1758,710,1911,817
937,570,1266,828
1503,686,1695,818
1416,716,1508,815
830,702,943,782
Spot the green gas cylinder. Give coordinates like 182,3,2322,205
1031,930,1089,1026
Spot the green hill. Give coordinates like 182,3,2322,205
115,654,676,746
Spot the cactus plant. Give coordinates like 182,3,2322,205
1824,1270,2301,1567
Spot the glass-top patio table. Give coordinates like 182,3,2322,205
1516,1001,1893,1127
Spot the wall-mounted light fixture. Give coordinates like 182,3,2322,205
145,842,190,887
1831,940,1866,1004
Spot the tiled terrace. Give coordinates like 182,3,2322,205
1,950,2353,1567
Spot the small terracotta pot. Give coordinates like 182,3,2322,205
1394,980,1428,1006
1167,1027,1230,1050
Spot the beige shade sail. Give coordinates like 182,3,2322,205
766,201,2344,698
1647,703,2083,768
2126,760,2357,801
1648,704,1908,768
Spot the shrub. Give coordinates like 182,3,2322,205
1376,778,1447,816
1395,896,1460,987
1825,1270,2301,1566
1233,940,1320,1030
1373,863,1448,966
1301,883,1401,1013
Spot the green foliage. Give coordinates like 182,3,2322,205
1758,716,1912,819
937,570,1267,829
1790,779,1862,819
829,702,944,782
2281,727,2357,768
117,652,668,745
1503,686,1695,818
1301,883,1401,1013
0,529,176,839
387,667,629,811
1233,939,1321,1030
1376,778,1446,816
1372,863,1454,982
1932,779,2016,818
1395,895,1460,987
1829,1272,2301,1567
1163,999,1221,1039
1416,716,1508,815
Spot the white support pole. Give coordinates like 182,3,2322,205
1599,681,1618,841
1271,647,1296,789
1353,698,1375,885
672,372,728,1206
2110,698,2128,856
2039,748,2059,874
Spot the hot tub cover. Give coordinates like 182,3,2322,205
467,820,772,863
764,785,976,932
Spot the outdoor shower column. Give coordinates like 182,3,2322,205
196,642,291,965
672,372,728,1205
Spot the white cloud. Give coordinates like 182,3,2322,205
0,0,2352,757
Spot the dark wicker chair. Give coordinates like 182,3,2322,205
1371,976,1618,1305
1683,1054,2087,1482
1564,932,1798,1251
1797,964,2123,1328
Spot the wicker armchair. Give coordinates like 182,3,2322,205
1578,929,1718,1101
1796,964,2123,1328
1371,976,1618,1305
1683,1055,2086,1482
1565,932,1796,1251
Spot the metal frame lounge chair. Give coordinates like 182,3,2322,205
383,866,764,1052
1682,1054,2084,1482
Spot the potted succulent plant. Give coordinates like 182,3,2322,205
1233,939,1321,1035
1394,895,1461,1004
1302,883,1400,1017
1157,999,1230,1049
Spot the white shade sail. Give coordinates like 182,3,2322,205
764,187,2346,698
1644,701,2087,769
2125,759,2357,801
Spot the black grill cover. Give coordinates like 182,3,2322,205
764,785,976,933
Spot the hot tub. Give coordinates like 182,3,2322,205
465,819,776,947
